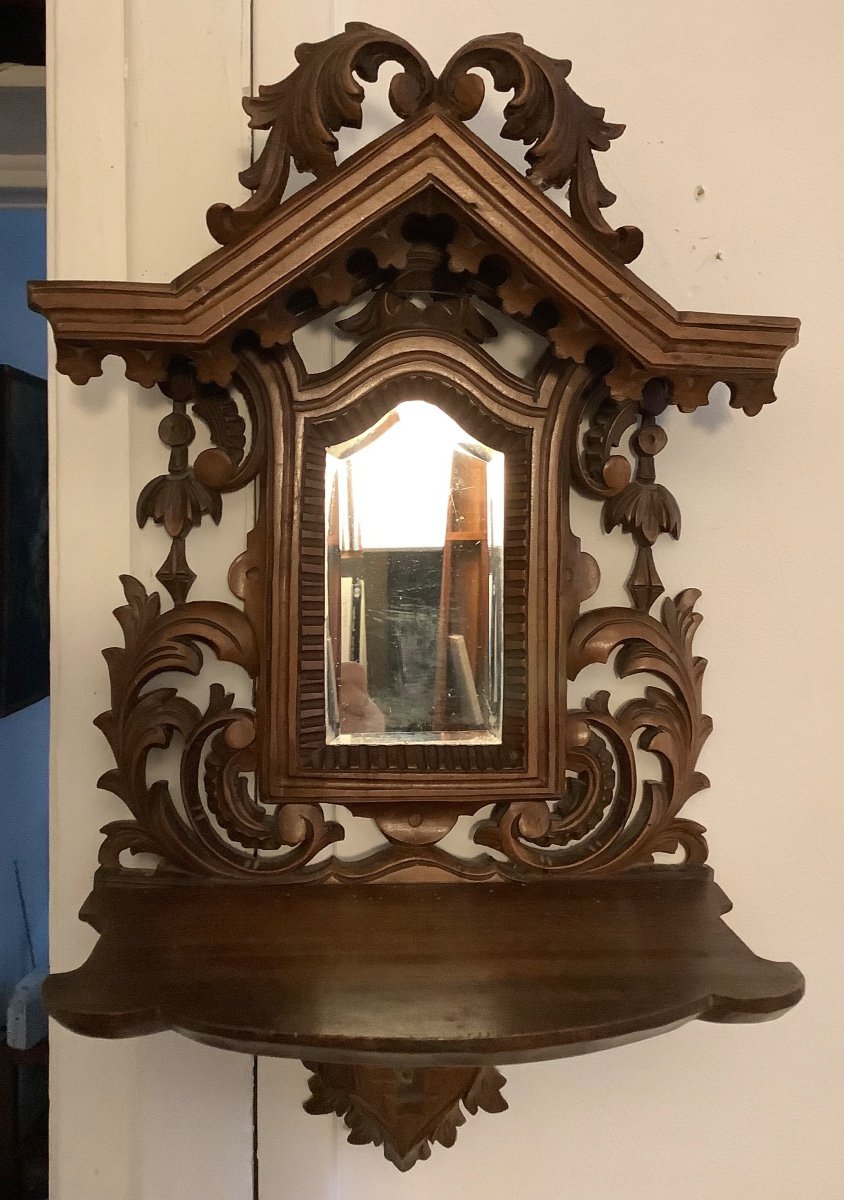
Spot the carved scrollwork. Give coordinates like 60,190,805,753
191,355,267,496
207,23,436,245
137,365,247,603
303,1063,507,1171
571,381,636,501
437,33,642,262
96,576,343,876
207,24,639,263
474,590,711,874
571,375,679,612
338,286,497,345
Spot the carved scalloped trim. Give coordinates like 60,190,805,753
55,343,105,385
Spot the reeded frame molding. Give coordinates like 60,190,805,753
268,339,578,805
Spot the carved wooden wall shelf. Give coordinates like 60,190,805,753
31,24,803,1173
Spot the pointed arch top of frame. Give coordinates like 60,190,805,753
29,25,798,415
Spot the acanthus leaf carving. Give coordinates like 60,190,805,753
207,23,436,245
206,25,640,263
95,576,343,876
474,591,711,874
136,472,221,541
437,32,643,262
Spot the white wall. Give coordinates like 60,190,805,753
49,2,844,1198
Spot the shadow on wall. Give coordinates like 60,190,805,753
0,206,49,1011
0,205,49,1200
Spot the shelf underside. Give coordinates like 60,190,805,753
45,867,802,1065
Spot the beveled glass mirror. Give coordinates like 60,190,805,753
325,399,504,745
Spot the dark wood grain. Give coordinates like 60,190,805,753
28,112,798,413
45,869,803,1061
32,22,803,1169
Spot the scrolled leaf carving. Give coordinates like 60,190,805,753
192,383,246,466
207,23,436,245
207,25,639,262
437,33,643,262
96,576,343,876
571,383,637,501
475,591,711,874
303,1063,507,1172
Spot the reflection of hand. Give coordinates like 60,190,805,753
339,661,386,734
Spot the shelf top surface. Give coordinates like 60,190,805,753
46,870,803,1065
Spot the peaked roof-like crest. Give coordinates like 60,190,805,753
29,23,798,414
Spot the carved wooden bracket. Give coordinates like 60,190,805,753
303,1064,508,1171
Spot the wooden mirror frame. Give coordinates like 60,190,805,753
275,343,549,797
29,23,804,1172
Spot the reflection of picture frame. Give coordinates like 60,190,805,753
0,366,49,716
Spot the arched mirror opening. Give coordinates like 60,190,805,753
325,399,505,745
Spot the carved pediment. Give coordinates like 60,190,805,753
30,26,797,414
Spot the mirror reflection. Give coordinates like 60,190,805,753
325,400,504,745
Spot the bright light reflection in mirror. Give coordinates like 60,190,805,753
325,400,504,745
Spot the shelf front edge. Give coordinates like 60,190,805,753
43,870,804,1065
